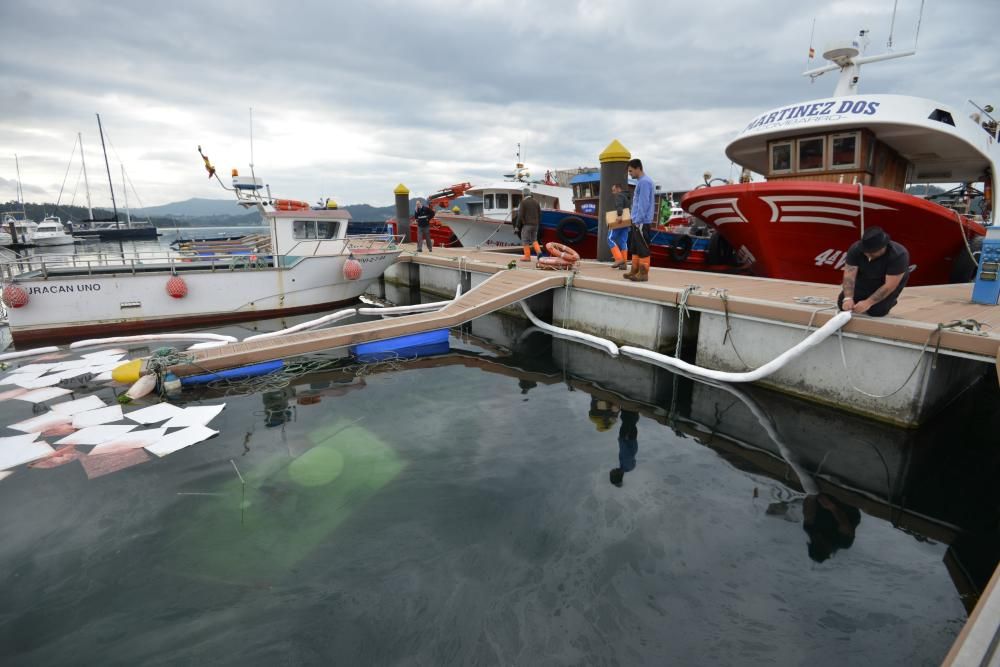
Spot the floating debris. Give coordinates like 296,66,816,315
9,412,73,434
145,425,218,458
162,405,226,428
55,425,138,446
15,387,74,403
0,438,55,469
124,403,184,425
51,395,107,416
90,428,168,456
72,405,125,428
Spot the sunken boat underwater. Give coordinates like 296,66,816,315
0,171,403,344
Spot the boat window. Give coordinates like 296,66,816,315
316,221,341,239
928,109,955,126
496,193,509,210
830,133,859,169
511,194,522,210
797,137,825,171
484,193,495,209
770,141,793,173
292,220,318,239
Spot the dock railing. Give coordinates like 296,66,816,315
0,233,403,282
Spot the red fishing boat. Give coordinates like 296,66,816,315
682,35,995,286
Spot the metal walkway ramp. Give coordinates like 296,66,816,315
170,269,565,376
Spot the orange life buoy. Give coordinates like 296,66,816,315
545,242,580,263
273,199,310,211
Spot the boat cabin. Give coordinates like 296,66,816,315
762,128,909,190
727,94,998,200
467,181,569,219
269,209,353,258
570,172,600,215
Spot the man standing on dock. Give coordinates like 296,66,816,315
516,187,543,262
624,159,654,282
414,199,435,253
839,227,909,317
609,183,632,269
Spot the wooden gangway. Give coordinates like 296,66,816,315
169,269,566,376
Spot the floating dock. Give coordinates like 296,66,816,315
173,246,999,428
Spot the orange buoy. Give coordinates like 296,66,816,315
343,258,363,281
2,284,29,308
166,275,188,298
545,242,580,263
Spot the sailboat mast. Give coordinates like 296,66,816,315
96,113,119,228
14,154,25,215
79,132,94,219
121,164,131,227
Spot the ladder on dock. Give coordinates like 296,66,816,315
170,269,566,376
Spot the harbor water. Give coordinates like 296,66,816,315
0,291,996,666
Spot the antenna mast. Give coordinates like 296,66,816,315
96,113,120,228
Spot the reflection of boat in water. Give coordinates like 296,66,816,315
682,31,995,285
0,166,403,344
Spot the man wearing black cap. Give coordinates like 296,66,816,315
839,227,909,317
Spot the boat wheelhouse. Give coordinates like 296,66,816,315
682,37,994,286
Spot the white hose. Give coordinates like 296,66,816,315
70,333,238,350
621,312,852,383
520,302,620,357
358,301,451,316
243,308,358,342
0,346,60,362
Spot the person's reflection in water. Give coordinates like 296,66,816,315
262,388,295,428
610,410,639,488
802,493,862,562
588,398,620,432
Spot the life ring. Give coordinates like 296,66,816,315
670,235,693,262
555,216,588,245
545,242,580,263
537,257,575,270
273,199,310,211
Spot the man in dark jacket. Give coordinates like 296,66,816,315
413,199,435,253
516,187,542,262
838,226,909,317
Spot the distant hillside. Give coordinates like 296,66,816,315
136,198,246,218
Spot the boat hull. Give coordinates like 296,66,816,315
72,227,159,241
3,250,400,344
681,182,986,286
441,211,744,272
31,236,77,247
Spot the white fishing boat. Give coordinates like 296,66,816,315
437,160,576,248
0,170,402,344
31,216,77,246
2,213,36,246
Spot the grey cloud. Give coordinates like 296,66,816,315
1,0,997,206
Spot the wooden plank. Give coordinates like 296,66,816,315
170,270,563,376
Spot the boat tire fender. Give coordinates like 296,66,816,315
670,235,694,262
555,216,588,245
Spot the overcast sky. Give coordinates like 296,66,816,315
1,0,996,209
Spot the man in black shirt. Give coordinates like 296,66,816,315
413,199,435,253
838,226,909,317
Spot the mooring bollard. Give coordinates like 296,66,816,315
597,140,631,263
393,183,410,243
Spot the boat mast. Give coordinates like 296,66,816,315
96,113,120,228
79,132,94,220
14,154,25,216
121,164,132,227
